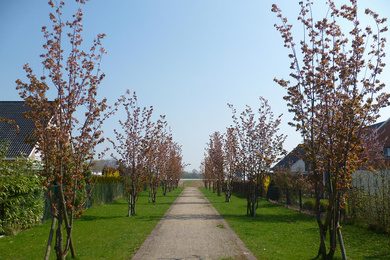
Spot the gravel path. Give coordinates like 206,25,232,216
131,187,256,260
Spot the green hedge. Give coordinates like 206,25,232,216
41,182,125,223
0,175,44,235
85,182,124,207
91,175,122,184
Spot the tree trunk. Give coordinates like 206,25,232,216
131,193,136,215
162,181,166,196
327,201,337,259
44,216,57,260
58,187,75,258
252,187,256,217
53,185,76,260
338,224,347,260
247,192,251,215
225,182,231,202
152,181,157,203
317,222,327,259
217,179,221,196
246,181,257,217
335,194,347,259
128,193,132,217
315,179,327,259
299,189,302,212
55,208,63,260
148,184,151,203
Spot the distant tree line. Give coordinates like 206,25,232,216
181,169,201,179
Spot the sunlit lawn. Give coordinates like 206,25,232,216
201,187,390,260
0,187,183,259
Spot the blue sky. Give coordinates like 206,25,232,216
1,0,389,171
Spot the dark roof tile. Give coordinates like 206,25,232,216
0,101,36,158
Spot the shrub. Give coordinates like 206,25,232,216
302,201,314,211
319,202,326,213
302,200,326,212
91,175,122,184
267,186,280,201
0,174,44,235
0,143,44,235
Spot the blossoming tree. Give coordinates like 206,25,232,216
272,0,388,258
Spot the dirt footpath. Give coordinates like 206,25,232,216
131,187,256,260
178,179,204,187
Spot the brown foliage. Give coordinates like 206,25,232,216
15,1,124,259
273,0,388,258
228,97,286,216
109,92,185,215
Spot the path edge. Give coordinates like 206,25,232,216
201,189,257,260
130,188,184,260
131,187,257,260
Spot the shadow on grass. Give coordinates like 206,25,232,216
138,215,166,222
145,202,176,205
172,202,209,205
80,214,166,222
220,211,314,224
79,215,128,221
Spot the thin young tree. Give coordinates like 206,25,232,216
165,141,185,191
16,1,123,259
158,124,173,196
206,132,224,196
144,114,157,203
149,115,170,201
223,127,239,202
109,92,152,217
200,156,213,190
229,97,286,217
272,0,388,258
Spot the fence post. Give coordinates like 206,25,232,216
286,187,290,205
299,189,302,212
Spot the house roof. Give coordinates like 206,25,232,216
275,118,390,168
0,101,36,158
374,118,390,148
273,144,305,169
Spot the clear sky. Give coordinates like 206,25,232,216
1,0,389,172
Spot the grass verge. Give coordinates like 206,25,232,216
200,187,390,260
0,187,183,259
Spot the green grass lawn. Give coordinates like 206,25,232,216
0,187,183,259
200,188,390,260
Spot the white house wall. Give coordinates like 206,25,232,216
291,159,305,173
352,169,390,194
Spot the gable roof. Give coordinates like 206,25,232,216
0,101,36,158
273,144,305,169
274,118,390,168
375,118,390,148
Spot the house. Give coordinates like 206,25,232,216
373,117,390,158
275,118,390,172
0,101,40,161
274,118,390,193
273,144,306,173
352,118,390,192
